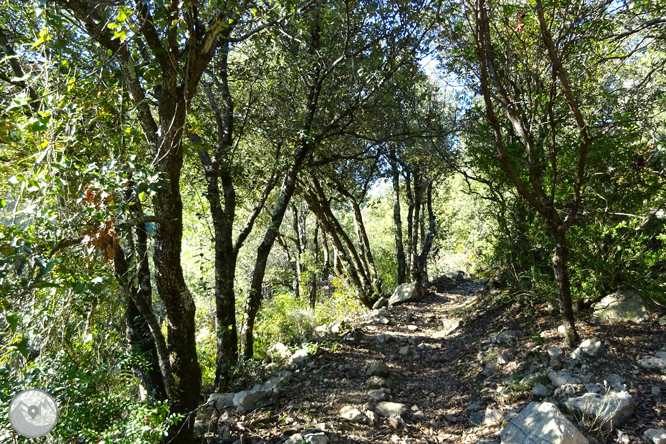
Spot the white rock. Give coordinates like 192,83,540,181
285,432,330,444
388,414,407,429
233,385,271,412
375,401,408,417
207,392,235,410
548,371,582,387
500,402,587,444
575,338,604,357
290,348,311,367
339,405,366,423
388,282,425,307
644,428,666,444
564,391,634,431
267,342,290,361
638,353,666,373
532,383,552,397
548,346,564,360
592,289,648,324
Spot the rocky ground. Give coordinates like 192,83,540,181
195,277,666,444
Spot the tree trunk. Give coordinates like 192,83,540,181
115,247,167,401
349,199,382,296
310,224,320,309
417,181,436,286
405,171,414,274
411,171,423,281
241,144,313,359
390,153,406,285
292,203,303,299
551,227,580,347
302,186,368,304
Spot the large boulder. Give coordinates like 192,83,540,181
388,283,425,307
500,402,588,444
564,391,634,431
592,289,648,324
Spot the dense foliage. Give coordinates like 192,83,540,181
1,0,664,442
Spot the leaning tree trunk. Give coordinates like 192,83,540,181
241,143,313,359
551,227,580,347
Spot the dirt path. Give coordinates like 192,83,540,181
202,278,666,444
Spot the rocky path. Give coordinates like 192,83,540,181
197,278,666,444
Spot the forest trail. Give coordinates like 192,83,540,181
199,278,666,444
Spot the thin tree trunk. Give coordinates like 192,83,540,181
552,228,580,347
417,181,436,286
411,171,422,281
349,199,382,296
115,246,167,401
241,144,313,359
292,203,302,299
405,171,414,275
310,224,319,308
302,187,367,302
391,153,406,285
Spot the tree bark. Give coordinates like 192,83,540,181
390,153,406,285
405,171,415,274
551,227,580,347
114,245,167,401
241,143,314,359
292,203,303,299
417,181,436,286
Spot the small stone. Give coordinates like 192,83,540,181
482,407,503,425
377,333,394,343
366,361,391,377
557,325,567,336
494,330,517,345
659,315,666,326
651,386,661,396
375,401,408,418
577,338,604,357
548,371,582,387
467,400,484,411
469,411,485,425
550,359,562,370
399,346,411,355
365,410,377,425
548,346,564,360
497,352,510,365
644,428,666,444
532,383,551,397
368,389,390,402
339,405,366,423
444,414,458,423
388,414,406,429
638,352,666,372
407,324,418,331
366,376,391,389
585,383,603,393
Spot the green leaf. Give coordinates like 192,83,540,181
6,312,20,333
10,337,30,358
0,199,5,208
